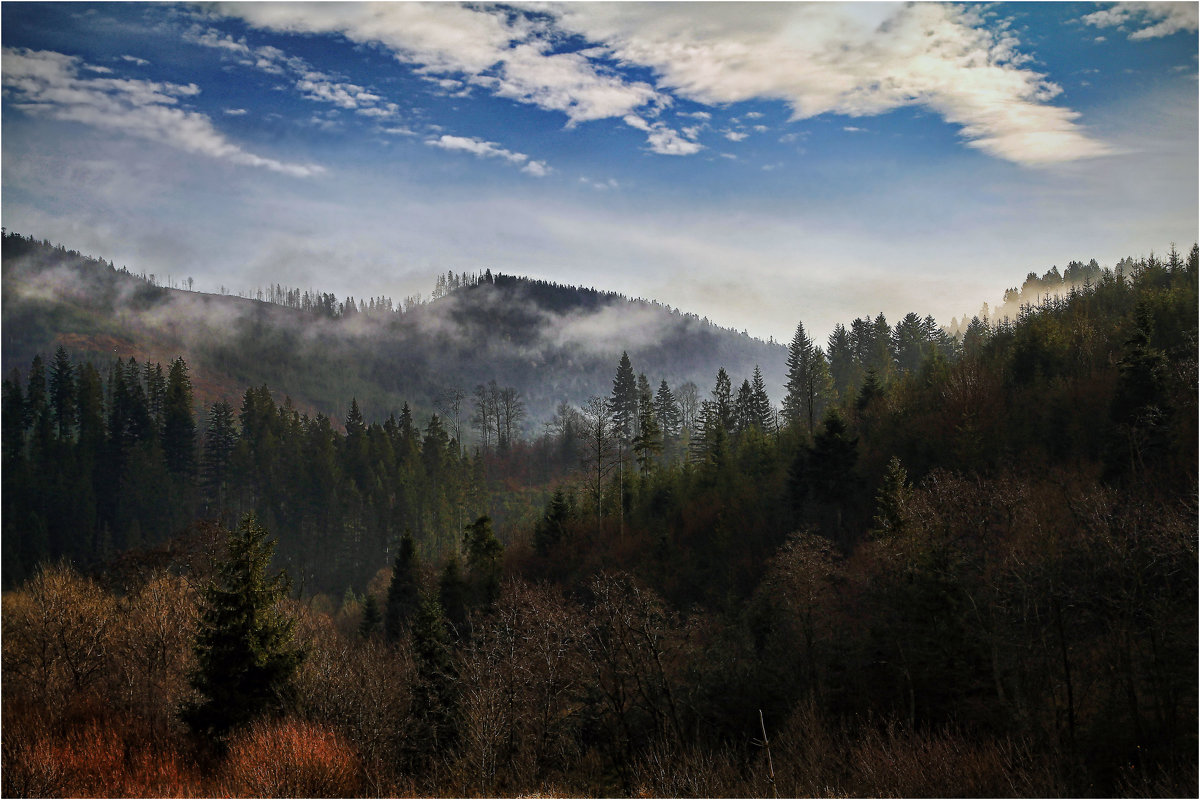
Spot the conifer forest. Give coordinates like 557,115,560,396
3,231,1196,797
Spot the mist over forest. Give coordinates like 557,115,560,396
4,228,1197,797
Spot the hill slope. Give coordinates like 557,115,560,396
2,232,786,430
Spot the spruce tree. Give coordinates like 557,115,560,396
385,532,421,641
184,513,304,742
654,379,681,439
163,357,196,477
783,322,814,428
610,351,638,443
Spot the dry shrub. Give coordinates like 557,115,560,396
218,717,364,798
631,738,744,798
1,704,197,799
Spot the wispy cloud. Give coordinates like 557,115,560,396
1,47,323,177
120,54,150,66
425,134,551,176
185,25,400,120
1083,2,1199,40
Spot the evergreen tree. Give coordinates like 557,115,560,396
872,456,913,539
533,488,572,556
48,346,76,441
734,378,756,435
857,367,884,414
463,514,503,606
653,379,681,440
200,401,238,512
806,408,859,535
385,532,421,641
163,357,196,477
184,513,304,741
827,324,857,400
438,553,469,632
632,381,663,474
783,322,814,428
410,594,459,757
711,367,734,433
610,351,638,443
750,365,773,433
359,593,382,639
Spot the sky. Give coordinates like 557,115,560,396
2,1,1197,344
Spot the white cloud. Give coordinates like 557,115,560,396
212,2,662,125
554,3,1112,166
724,130,748,142
186,25,399,119
203,3,1112,166
1083,3,1199,39
624,114,704,155
2,47,322,177
121,55,150,66
427,134,527,163
521,160,551,177
426,133,550,176
224,108,248,115
843,126,866,133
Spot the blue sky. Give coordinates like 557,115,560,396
3,2,1196,342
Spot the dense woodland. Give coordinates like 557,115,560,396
2,235,1197,797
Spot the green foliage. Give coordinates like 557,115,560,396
184,513,304,742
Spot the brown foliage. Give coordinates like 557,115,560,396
216,718,363,798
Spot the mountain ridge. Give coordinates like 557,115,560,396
2,232,787,433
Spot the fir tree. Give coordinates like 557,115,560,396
184,513,304,741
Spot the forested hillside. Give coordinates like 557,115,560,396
1,231,785,428
3,236,1197,797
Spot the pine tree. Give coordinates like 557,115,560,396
184,513,304,741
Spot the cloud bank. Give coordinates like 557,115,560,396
1,47,323,177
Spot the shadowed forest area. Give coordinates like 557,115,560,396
2,236,1197,797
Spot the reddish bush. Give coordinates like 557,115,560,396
218,718,364,798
